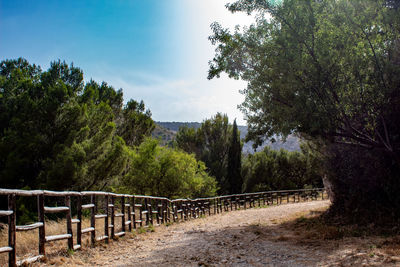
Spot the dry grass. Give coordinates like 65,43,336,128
0,216,126,266
276,207,400,265
284,208,400,240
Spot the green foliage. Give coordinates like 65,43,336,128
0,58,152,191
0,59,84,189
227,119,243,193
80,79,123,115
117,99,155,147
120,138,218,199
242,143,323,192
136,227,147,234
175,113,242,194
209,0,400,222
209,0,400,153
175,126,202,157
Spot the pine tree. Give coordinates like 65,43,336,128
227,119,243,193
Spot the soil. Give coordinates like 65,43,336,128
39,200,400,267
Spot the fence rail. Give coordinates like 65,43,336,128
0,188,326,267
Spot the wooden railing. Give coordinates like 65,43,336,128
0,188,326,266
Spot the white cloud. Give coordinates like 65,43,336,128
90,67,247,124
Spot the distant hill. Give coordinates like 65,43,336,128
151,124,176,146
153,121,300,153
156,122,202,132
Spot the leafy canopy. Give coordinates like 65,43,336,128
0,58,153,191
120,138,218,199
175,113,243,194
209,0,400,154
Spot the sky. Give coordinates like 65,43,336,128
0,0,254,125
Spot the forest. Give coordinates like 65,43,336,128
0,59,214,199
0,58,321,203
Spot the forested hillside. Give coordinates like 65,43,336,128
155,121,300,153
0,58,218,200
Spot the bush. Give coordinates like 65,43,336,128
119,138,218,199
242,143,323,192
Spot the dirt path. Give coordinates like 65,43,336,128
45,200,399,266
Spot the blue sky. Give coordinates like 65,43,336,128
0,0,253,124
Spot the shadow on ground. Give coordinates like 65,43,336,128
134,212,400,267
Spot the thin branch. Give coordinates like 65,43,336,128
335,140,373,149
381,115,393,150
376,129,393,152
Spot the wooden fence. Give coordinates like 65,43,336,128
0,188,326,266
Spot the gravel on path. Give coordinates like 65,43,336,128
42,200,399,266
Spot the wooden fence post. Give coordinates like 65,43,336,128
181,201,184,220
105,195,109,243
131,197,136,229
139,199,143,227
38,194,45,257
156,200,161,224
164,200,168,223
148,199,153,225
121,196,125,233
172,202,177,222
8,194,16,267
76,195,82,248
127,197,132,231
90,195,96,246
183,201,187,221
65,195,73,250
111,196,115,239
166,200,170,223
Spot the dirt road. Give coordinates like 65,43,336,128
44,200,399,266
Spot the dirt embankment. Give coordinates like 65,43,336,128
39,200,400,266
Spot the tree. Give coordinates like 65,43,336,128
175,126,202,156
117,99,155,147
0,59,85,189
198,113,231,190
120,138,218,198
80,80,154,147
227,119,243,193
209,0,400,155
175,113,233,194
0,58,146,192
209,0,400,222
242,145,323,193
80,80,123,116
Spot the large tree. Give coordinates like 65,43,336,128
209,0,400,221
0,58,152,191
175,113,237,194
117,99,155,147
209,0,400,155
